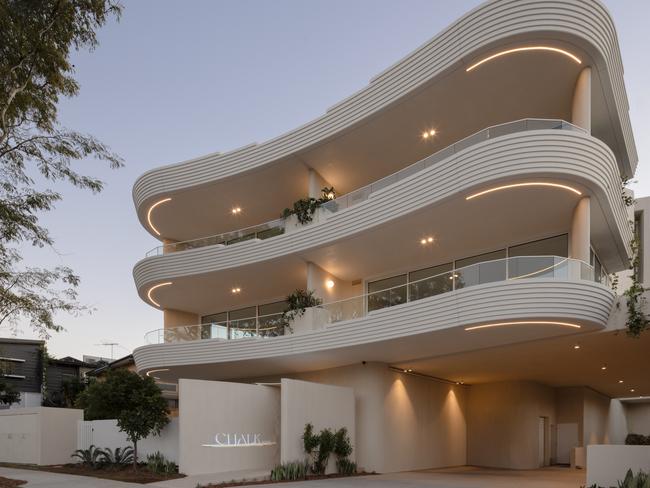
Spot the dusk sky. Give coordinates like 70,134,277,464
15,0,650,360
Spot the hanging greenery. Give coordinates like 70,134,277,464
282,289,322,323
282,187,336,225
620,177,648,337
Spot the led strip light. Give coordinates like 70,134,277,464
466,46,582,72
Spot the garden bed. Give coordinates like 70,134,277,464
200,471,374,487
0,462,184,484
0,476,26,488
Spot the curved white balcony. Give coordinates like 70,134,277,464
133,0,636,241
133,126,632,311
133,256,614,381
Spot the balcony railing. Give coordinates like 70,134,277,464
143,255,606,345
144,118,585,257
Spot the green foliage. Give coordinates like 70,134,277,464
282,187,336,224
283,289,322,323
624,235,649,337
0,377,20,405
71,445,104,469
75,369,169,468
302,423,355,476
0,0,123,338
618,469,650,488
146,451,178,475
101,446,134,466
43,375,88,408
270,460,309,481
626,433,650,445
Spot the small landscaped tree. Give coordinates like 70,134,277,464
76,369,169,468
0,377,20,406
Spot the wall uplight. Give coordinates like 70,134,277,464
146,198,172,236
325,279,335,290
466,182,582,201
465,321,581,331
466,46,582,72
146,282,172,307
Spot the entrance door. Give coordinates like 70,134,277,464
538,417,548,467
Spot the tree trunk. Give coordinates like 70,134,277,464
133,440,137,470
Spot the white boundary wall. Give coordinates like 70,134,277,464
0,407,83,465
77,418,179,463
587,445,650,487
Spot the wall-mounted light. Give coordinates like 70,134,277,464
465,321,581,331
466,46,582,72
146,282,172,307
466,182,582,201
325,279,335,290
146,198,172,236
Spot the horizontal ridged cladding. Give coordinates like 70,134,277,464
133,280,614,371
132,0,636,216
133,130,631,294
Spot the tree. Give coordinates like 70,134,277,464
0,377,20,406
76,369,169,468
0,0,123,338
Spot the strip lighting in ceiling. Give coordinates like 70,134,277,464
147,282,172,307
466,46,582,72
466,182,582,200
147,197,172,236
465,321,581,331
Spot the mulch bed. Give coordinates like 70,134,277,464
0,463,184,484
202,472,375,487
0,476,26,488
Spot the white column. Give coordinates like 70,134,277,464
571,67,592,133
308,169,328,199
569,196,591,263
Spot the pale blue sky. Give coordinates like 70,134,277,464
15,0,650,359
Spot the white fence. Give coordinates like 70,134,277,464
77,418,179,463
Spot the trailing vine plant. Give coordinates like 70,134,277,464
620,177,649,337
282,187,336,225
282,289,322,325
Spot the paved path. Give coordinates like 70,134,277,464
0,465,585,488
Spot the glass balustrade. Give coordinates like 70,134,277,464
145,119,584,257
143,255,607,345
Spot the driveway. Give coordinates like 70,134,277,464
0,465,585,488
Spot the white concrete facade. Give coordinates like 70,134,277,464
129,0,646,480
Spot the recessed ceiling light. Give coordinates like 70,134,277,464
429,129,436,136
420,236,434,245
231,207,242,215
573,344,581,350
231,287,241,294
601,365,607,370
422,131,429,139
618,380,624,384
407,369,413,373
325,279,335,289
630,389,636,393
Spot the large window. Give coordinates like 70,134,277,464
367,274,407,312
454,249,506,288
408,263,453,300
508,235,568,280
200,300,287,339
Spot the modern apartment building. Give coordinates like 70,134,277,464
132,0,649,476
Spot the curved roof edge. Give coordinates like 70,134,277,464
132,0,637,233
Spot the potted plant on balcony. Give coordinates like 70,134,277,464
283,289,323,334
282,187,336,230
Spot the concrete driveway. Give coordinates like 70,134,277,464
0,466,585,488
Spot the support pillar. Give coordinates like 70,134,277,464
308,169,329,199
569,197,591,263
571,67,592,133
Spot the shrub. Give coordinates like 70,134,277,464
283,290,322,323
101,446,134,466
625,433,650,445
302,423,355,476
336,458,357,475
618,469,650,488
270,460,309,481
281,187,336,225
146,451,178,475
71,445,105,468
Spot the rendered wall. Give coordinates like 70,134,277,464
77,418,179,463
178,379,280,476
0,407,82,465
626,403,650,435
467,381,555,469
274,362,467,473
583,388,610,445
280,379,354,473
606,399,629,444
587,445,650,487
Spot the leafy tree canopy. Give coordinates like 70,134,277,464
0,0,123,338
